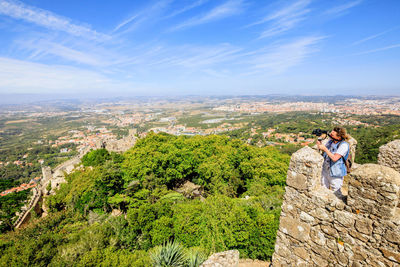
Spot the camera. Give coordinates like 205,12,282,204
312,129,328,141
312,129,328,136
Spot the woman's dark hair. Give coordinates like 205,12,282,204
333,126,349,141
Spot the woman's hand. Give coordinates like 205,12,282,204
317,140,327,152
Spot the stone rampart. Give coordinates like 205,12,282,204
96,129,137,152
13,188,42,228
14,157,81,228
272,143,400,266
379,139,400,173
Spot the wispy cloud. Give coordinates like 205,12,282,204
150,44,242,68
0,57,112,93
113,14,139,32
112,1,171,34
352,28,395,46
248,36,324,74
323,0,362,16
17,38,109,66
170,0,243,31
163,0,209,19
0,0,109,41
354,43,400,55
248,0,311,39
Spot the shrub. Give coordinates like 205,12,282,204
82,149,111,167
150,240,186,267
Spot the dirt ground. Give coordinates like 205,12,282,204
238,259,271,267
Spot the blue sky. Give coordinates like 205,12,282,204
0,0,399,96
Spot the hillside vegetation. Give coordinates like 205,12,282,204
0,133,290,266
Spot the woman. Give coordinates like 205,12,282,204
316,127,349,196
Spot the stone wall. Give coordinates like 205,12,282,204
379,139,400,173
271,142,400,267
14,157,81,228
14,188,42,228
96,129,137,152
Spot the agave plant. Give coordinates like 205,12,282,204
187,249,207,267
150,240,187,267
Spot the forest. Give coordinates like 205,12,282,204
0,133,290,266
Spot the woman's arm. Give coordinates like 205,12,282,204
323,149,342,162
317,141,342,162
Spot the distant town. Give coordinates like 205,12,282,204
1,96,399,153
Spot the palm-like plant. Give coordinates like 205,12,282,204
187,249,207,267
150,240,187,267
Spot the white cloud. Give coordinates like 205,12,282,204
0,0,109,41
163,0,209,19
148,44,242,68
352,28,394,46
170,0,243,31
112,0,171,34
354,43,400,55
248,0,311,39
323,0,362,16
18,39,108,66
249,36,324,74
113,14,139,32
0,57,117,93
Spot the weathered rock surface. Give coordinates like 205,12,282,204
200,250,239,267
348,164,400,219
378,139,400,172
99,129,137,152
286,146,324,192
200,251,271,267
175,181,204,199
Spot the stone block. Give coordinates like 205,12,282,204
381,248,400,263
299,211,315,224
293,246,309,261
333,223,348,235
351,260,363,267
370,258,390,267
355,217,373,235
274,241,291,258
310,253,328,267
310,208,332,222
310,228,326,246
353,246,368,261
349,229,369,243
321,224,338,237
311,245,332,260
341,233,355,245
295,259,307,267
326,238,337,250
279,216,311,242
384,229,400,245
286,170,307,190
334,210,354,228
310,188,337,208
336,252,349,266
